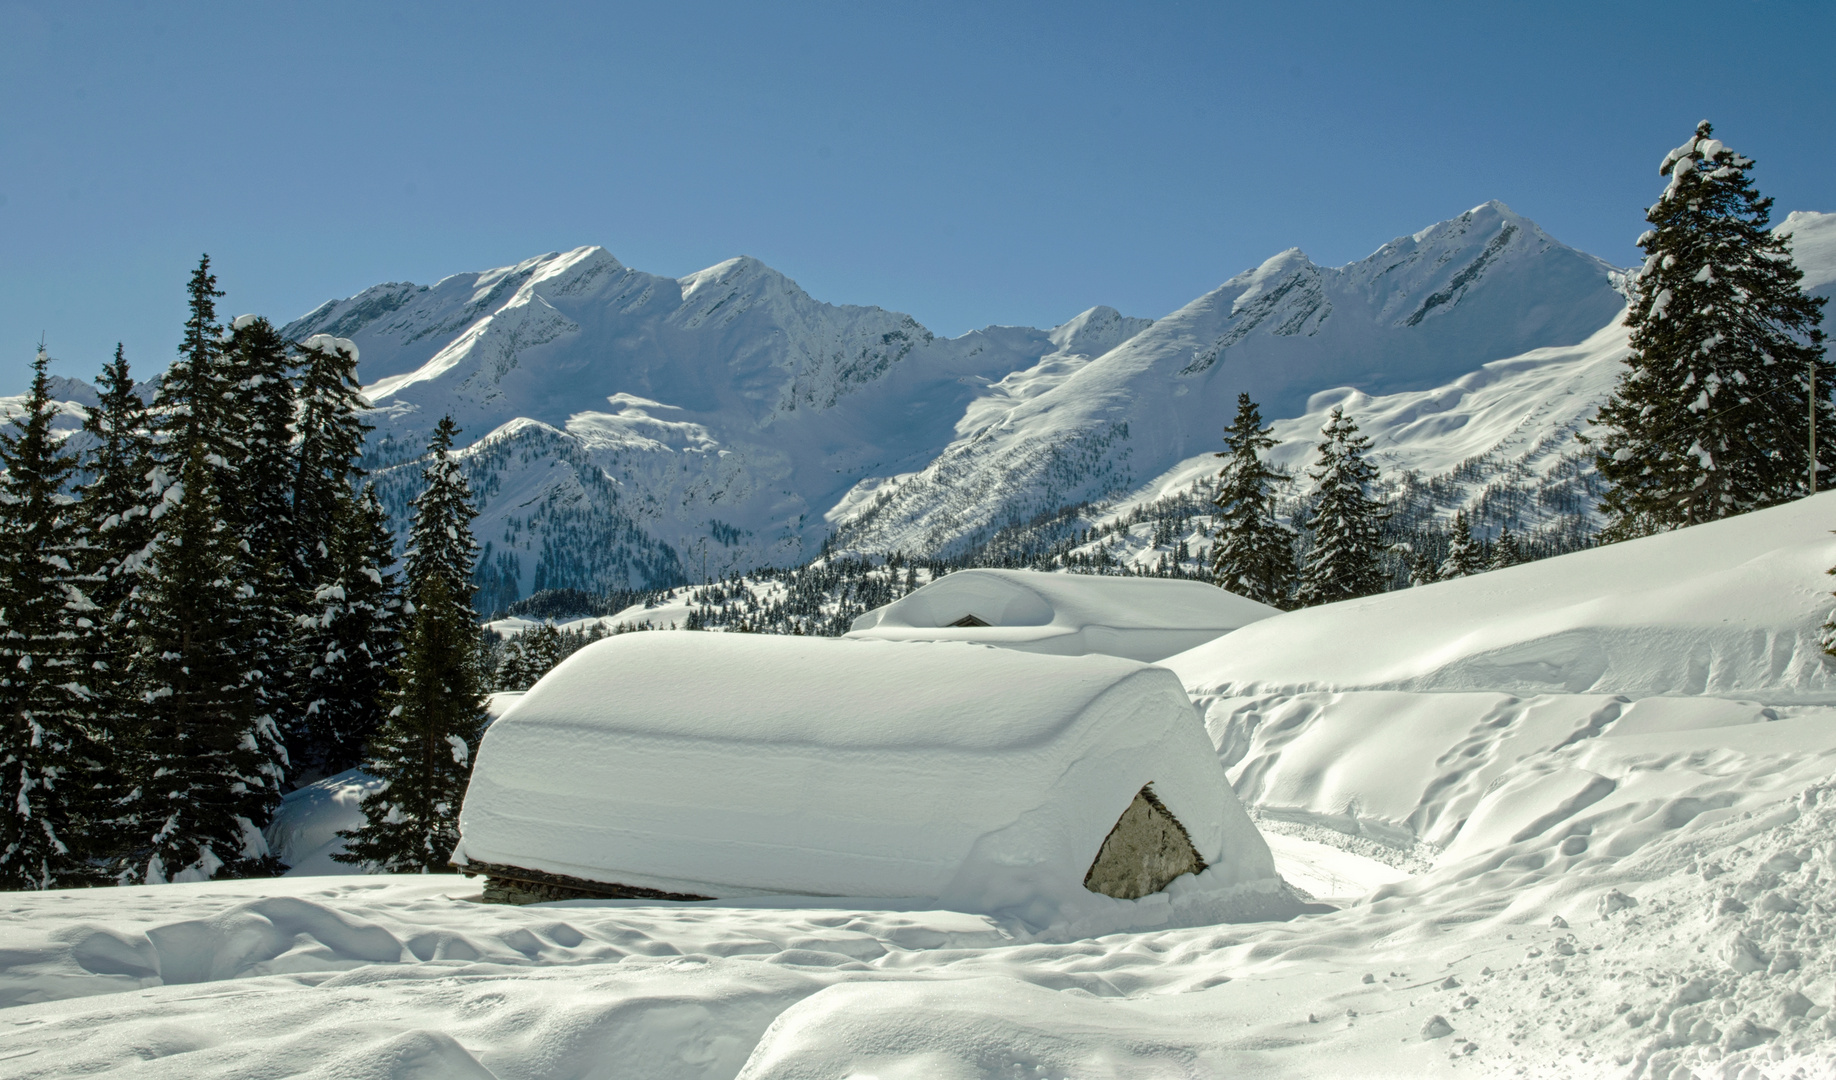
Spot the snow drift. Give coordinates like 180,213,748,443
454,632,1289,932
844,568,1279,662
1166,490,1836,701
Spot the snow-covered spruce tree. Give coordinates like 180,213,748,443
1589,121,1831,538
1437,511,1485,580
288,334,382,778
113,260,287,882
494,623,573,691
219,315,304,775
0,351,106,889
1488,526,1524,571
77,345,157,606
1209,393,1297,608
1295,407,1388,607
292,335,369,586
294,486,402,780
115,443,287,882
150,257,239,469
1407,548,1440,587
73,345,157,795
337,418,485,872
220,316,298,567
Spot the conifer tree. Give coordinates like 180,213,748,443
1407,547,1440,587
219,315,302,773
114,443,288,882
151,257,238,467
494,623,571,691
337,418,484,872
76,345,157,616
113,258,286,882
1437,511,1485,580
1590,121,1831,537
1488,526,1525,571
295,486,401,779
1210,393,1297,608
0,351,104,888
74,345,157,794
219,316,298,567
293,335,370,587
1295,407,1388,606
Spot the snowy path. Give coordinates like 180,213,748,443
1264,833,1414,905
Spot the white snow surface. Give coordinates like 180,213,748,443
454,632,1285,934
845,568,1279,662
17,499,1836,1074
1165,489,1836,701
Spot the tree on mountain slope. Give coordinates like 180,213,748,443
1438,511,1485,580
1489,526,1525,571
1295,407,1388,607
1210,393,1297,608
1590,121,1831,538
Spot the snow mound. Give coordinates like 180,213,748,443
845,568,1279,662
454,632,1288,932
1167,491,1836,700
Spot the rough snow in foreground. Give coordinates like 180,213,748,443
8,766,1836,1080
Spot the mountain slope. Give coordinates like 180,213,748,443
830,201,1626,554
1086,207,1836,551
285,251,1153,588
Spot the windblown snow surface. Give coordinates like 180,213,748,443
10,496,1836,1077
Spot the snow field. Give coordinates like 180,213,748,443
1167,490,1836,700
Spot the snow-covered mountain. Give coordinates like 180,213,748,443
829,201,1625,554
1089,208,1836,551
282,250,1149,593
282,201,1628,602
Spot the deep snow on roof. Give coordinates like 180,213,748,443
846,569,1278,662
1166,491,1836,700
454,632,1281,929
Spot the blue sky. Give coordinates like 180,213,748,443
2,1,1831,390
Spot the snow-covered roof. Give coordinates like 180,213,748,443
844,569,1279,662
1166,490,1836,701
454,632,1279,926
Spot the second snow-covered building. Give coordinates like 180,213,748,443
452,632,1286,928
845,568,1279,662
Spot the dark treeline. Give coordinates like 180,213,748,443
0,258,488,889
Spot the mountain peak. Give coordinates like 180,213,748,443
678,255,787,299
1048,306,1154,357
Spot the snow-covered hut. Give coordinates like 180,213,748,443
452,632,1286,929
844,568,1279,662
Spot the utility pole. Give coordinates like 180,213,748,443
1813,361,1820,496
